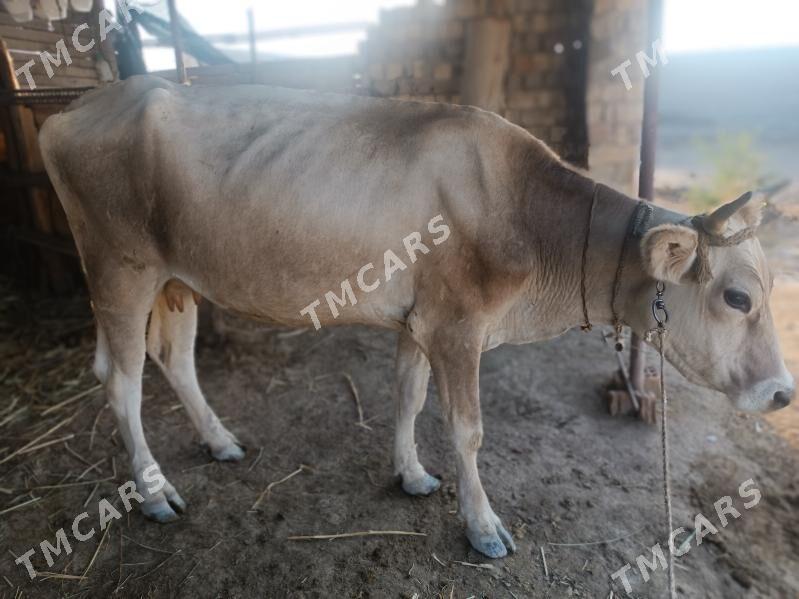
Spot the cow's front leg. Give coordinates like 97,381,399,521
394,331,440,496
429,331,516,559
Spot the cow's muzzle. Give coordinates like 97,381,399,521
773,388,795,410
731,371,795,413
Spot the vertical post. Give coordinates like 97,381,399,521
460,18,511,114
114,0,146,78
167,0,187,84
628,0,664,393
247,6,257,83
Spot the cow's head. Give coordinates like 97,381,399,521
630,192,795,412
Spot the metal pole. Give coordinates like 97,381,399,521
247,6,257,83
629,0,664,394
167,0,187,84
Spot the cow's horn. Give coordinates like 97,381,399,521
703,191,754,235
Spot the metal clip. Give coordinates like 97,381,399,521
651,281,668,328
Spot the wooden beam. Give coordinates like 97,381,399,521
140,22,372,47
0,39,71,292
247,6,257,83
629,0,665,398
460,18,511,114
247,7,257,64
167,0,187,84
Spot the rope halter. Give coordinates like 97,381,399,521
689,191,759,285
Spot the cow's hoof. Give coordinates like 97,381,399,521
142,499,180,523
164,487,187,513
401,473,441,496
466,517,516,559
468,534,507,559
209,441,246,462
142,481,186,522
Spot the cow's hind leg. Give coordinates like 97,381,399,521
91,270,186,522
147,281,244,461
93,324,110,385
394,331,440,495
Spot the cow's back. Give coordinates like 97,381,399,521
39,75,542,328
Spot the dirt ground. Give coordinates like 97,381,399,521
762,212,799,449
1,272,798,599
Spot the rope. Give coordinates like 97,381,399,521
581,204,755,331
691,215,756,284
609,201,652,348
644,215,755,599
580,185,600,331
585,207,756,599
654,326,676,599
580,188,653,341
576,192,760,599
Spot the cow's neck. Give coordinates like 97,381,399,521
576,180,687,333
582,185,643,328
492,158,690,346
517,168,686,339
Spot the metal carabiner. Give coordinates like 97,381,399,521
651,282,669,328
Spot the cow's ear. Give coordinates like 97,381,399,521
738,194,765,229
640,224,699,284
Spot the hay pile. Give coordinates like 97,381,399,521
0,276,106,526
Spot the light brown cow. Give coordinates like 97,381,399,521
39,75,794,558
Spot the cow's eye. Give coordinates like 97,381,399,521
724,288,752,313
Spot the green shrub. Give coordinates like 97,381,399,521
686,133,766,213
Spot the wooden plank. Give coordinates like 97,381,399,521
9,47,96,65
0,24,71,44
94,0,118,81
0,13,89,32
13,60,98,79
0,26,96,51
17,62,99,81
32,105,63,128
0,38,71,292
11,51,96,71
25,75,97,89
4,37,97,56
153,57,358,93
14,72,97,90
167,0,187,84
1,35,97,59
0,13,61,31
11,55,98,89
461,18,511,114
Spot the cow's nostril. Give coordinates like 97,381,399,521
773,389,794,409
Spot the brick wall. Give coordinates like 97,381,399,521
586,0,648,193
176,0,646,189
358,1,465,103
359,0,595,166
505,0,592,166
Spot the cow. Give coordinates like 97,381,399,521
39,75,794,558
